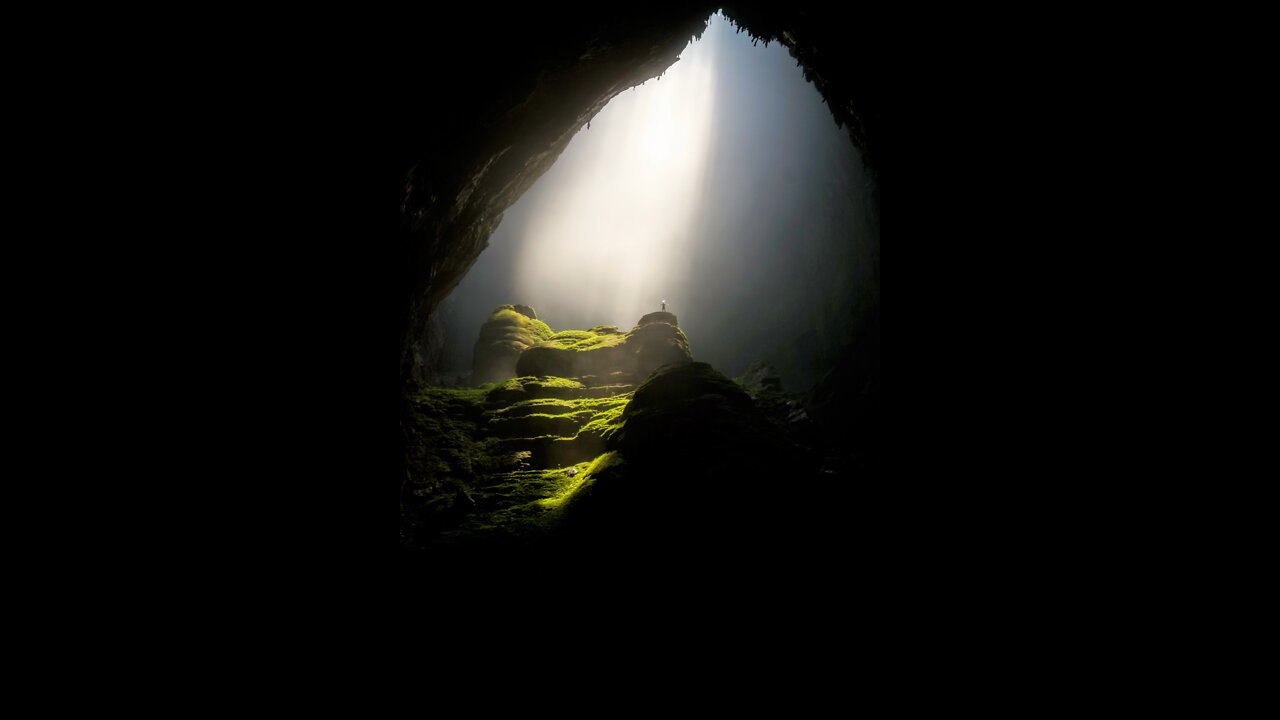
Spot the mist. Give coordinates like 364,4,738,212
440,11,877,391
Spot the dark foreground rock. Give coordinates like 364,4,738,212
558,362,805,547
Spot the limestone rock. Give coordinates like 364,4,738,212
637,310,678,327
470,305,554,385
515,312,691,381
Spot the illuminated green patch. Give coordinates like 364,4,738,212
442,453,623,537
487,375,589,403
493,376,571,395
575,401,629,441
487,307,555,342
535,452,621,510
492,398,577,418
407,311,708,553
539,327,628,352
490,394,621,418
528,376,585,389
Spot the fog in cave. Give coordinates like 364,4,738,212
439,11,877,391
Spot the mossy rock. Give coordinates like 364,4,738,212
470,305,554,385
486,413,589,439
560,362,799,543
485,375,589,404
515,312,690,381
636,310,677,327
608,362,785,463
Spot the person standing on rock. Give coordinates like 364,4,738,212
661,299,666,311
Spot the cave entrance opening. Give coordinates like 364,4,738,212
437,10,876,394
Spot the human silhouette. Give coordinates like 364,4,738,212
661,299,666,311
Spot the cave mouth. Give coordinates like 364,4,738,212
437,10,876,394
400,7,880,562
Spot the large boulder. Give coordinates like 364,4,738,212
559,362,799,546
608,362,787,464
515,313,691,381
636,310,678,327
470,305,554,385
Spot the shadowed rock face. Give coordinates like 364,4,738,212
741,359,783,396
559,361,800,548
608,361,780,460
516,313,691,381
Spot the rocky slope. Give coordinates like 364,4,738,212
402,310,817,558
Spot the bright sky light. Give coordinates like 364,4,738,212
513,13,723,323
443,10,871,386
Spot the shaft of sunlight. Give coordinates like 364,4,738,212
513,13,724,325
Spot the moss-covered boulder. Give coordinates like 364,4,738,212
515,312,691,381
608,361,789,466
470,305,554,385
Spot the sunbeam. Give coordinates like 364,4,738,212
440,10,871,391
512,14,720,325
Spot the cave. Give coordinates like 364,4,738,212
398,5,880,569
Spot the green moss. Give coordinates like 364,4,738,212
441,452,625,538
486,375,588,403
529,319,553,340
517,314,690,379
493,375,584,392
492,398,577,418
575,400,629,441
537,328,627,352
528,376,584,389
487,394,632,449
408,389,506,478
495,394,628,415
409,310,696,551
484,309,554,340
471,306,558,385
535,452,622,510
490,393,630,435
544,329,592,344
403,386,515,546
